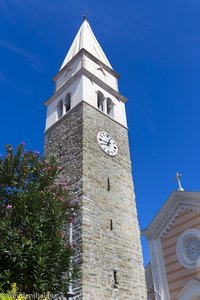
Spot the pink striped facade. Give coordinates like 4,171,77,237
161,209,200,299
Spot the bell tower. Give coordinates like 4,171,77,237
44,18,147,299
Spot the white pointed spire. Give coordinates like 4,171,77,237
60,18,112,70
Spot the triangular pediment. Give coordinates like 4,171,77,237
142,191,200,239
176,278,200,299
60,19,112,70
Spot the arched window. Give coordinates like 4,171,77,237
65,93,71,113
97,91,104,112
57,100,63,119
107,98,114,117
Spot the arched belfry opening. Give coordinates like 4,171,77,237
57,100,63,119
107,98,114,117
97,91,104,112
65,93,71,113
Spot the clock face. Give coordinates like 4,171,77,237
97,131,118,156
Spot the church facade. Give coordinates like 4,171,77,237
143,191,200,300
44,19,147,299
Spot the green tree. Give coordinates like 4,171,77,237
0,144,77,294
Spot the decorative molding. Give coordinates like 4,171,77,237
142,192,200,239
176,278,200,300
45,68,83,106
45,67,127,107
82,68,127,102
53,48,120,82
149,238,170,300
81,55,86,69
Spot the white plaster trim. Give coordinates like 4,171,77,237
45,67,127,106
142,192,200,239
53,49,120,82
176,278,200,300
149,238,170,300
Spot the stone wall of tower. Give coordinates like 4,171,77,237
82,101,146,299
44,101,147,299
44,103,84,298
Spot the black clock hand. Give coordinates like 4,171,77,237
100,138,109,144
107,138,111,146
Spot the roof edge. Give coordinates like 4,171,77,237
54,49,120,82
142,191,200,239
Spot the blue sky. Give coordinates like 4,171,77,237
1,0,200,266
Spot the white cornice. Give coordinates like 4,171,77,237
142,191,200,239
44,67,127,106
53,49,120,82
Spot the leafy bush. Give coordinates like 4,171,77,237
0,144,77,294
